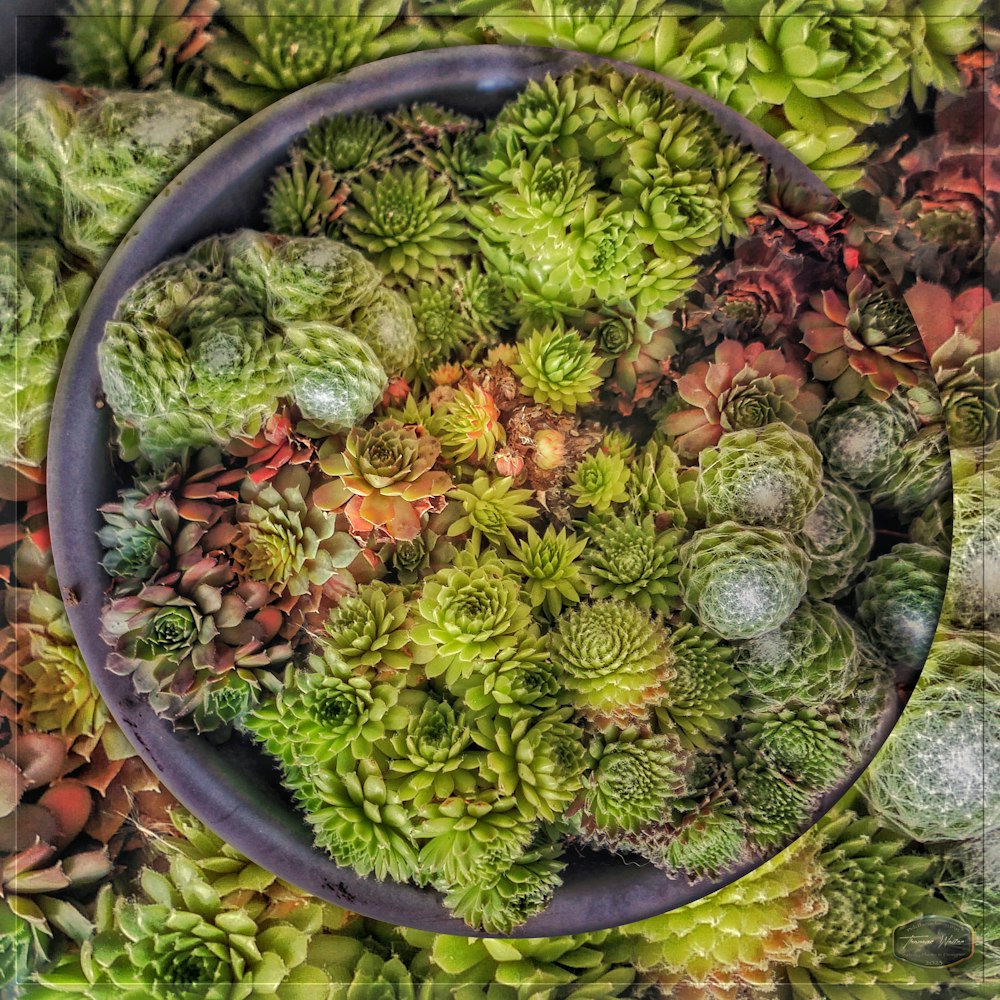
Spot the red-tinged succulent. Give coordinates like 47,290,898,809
904,282,998,363
682,236,813,348
587,309,682,415
0,729,112,983
101,539,294,733
664,340,824,457
749,169,847,261
315,419,453,543
428,381,506,465
227,409,315,484
801,269,928,402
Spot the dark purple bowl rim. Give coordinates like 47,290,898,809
48,44,903,936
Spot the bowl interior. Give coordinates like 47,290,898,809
48,45,902,936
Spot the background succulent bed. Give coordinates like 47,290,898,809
88,66,952,935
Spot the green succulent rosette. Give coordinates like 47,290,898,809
382,694,480,811
512,326,603,414
678,521,810,640
736,598,860,709
447,471,538,555
298,111,404,177
350,284,420,374
580,513,683,613
549,599,673,723
503,524,589,618
413,789,537,887
653,620,742,752
696,423,824,531
582,727,686,836
567,450,631,513
324,581,413,672
403,925,638,1000
412,550,532,682
787,810,954,997
342,165,473,282
0,240,93,467
243,644,408,776
855,542,948,670
199,0,435,114
442,841,566,936
474,707,587,823
55,858,334,1000
799,474,875,599
814,393,918,491
735,705,851,794
295,756,419,883
427,382,506,465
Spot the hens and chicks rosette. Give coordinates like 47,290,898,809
91,66,949,934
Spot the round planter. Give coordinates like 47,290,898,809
48,45,904,936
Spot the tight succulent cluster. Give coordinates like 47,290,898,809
90,67,953,938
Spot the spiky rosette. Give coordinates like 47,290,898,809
660,808,749,882
263,150,349,238
323,581,413,673
58,0,217,91
316,419,453,543
855,542,948,670
787,811,952,998
582,728,686,836
813,393,918,491
342,165,473,281
567,450,630,513
512,326,603,414
799,475,875,600
233,465,358,598
504,524,589,618
653,620,742,752
447,471,538,555
550,599,673,723
406,275,479,372
736,599,860,709
679,522,809,640
475,707,587,823
580,513,682,613
412,550,532,682
696,423,823,532
861,685,1000,843
619,834,823,983
736,706,851,794
403,925,639,1000
199,0,427,113
868,422,952,519
428,381,506,464
443,840,566,935
664,339,823,458
298,111,403,176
